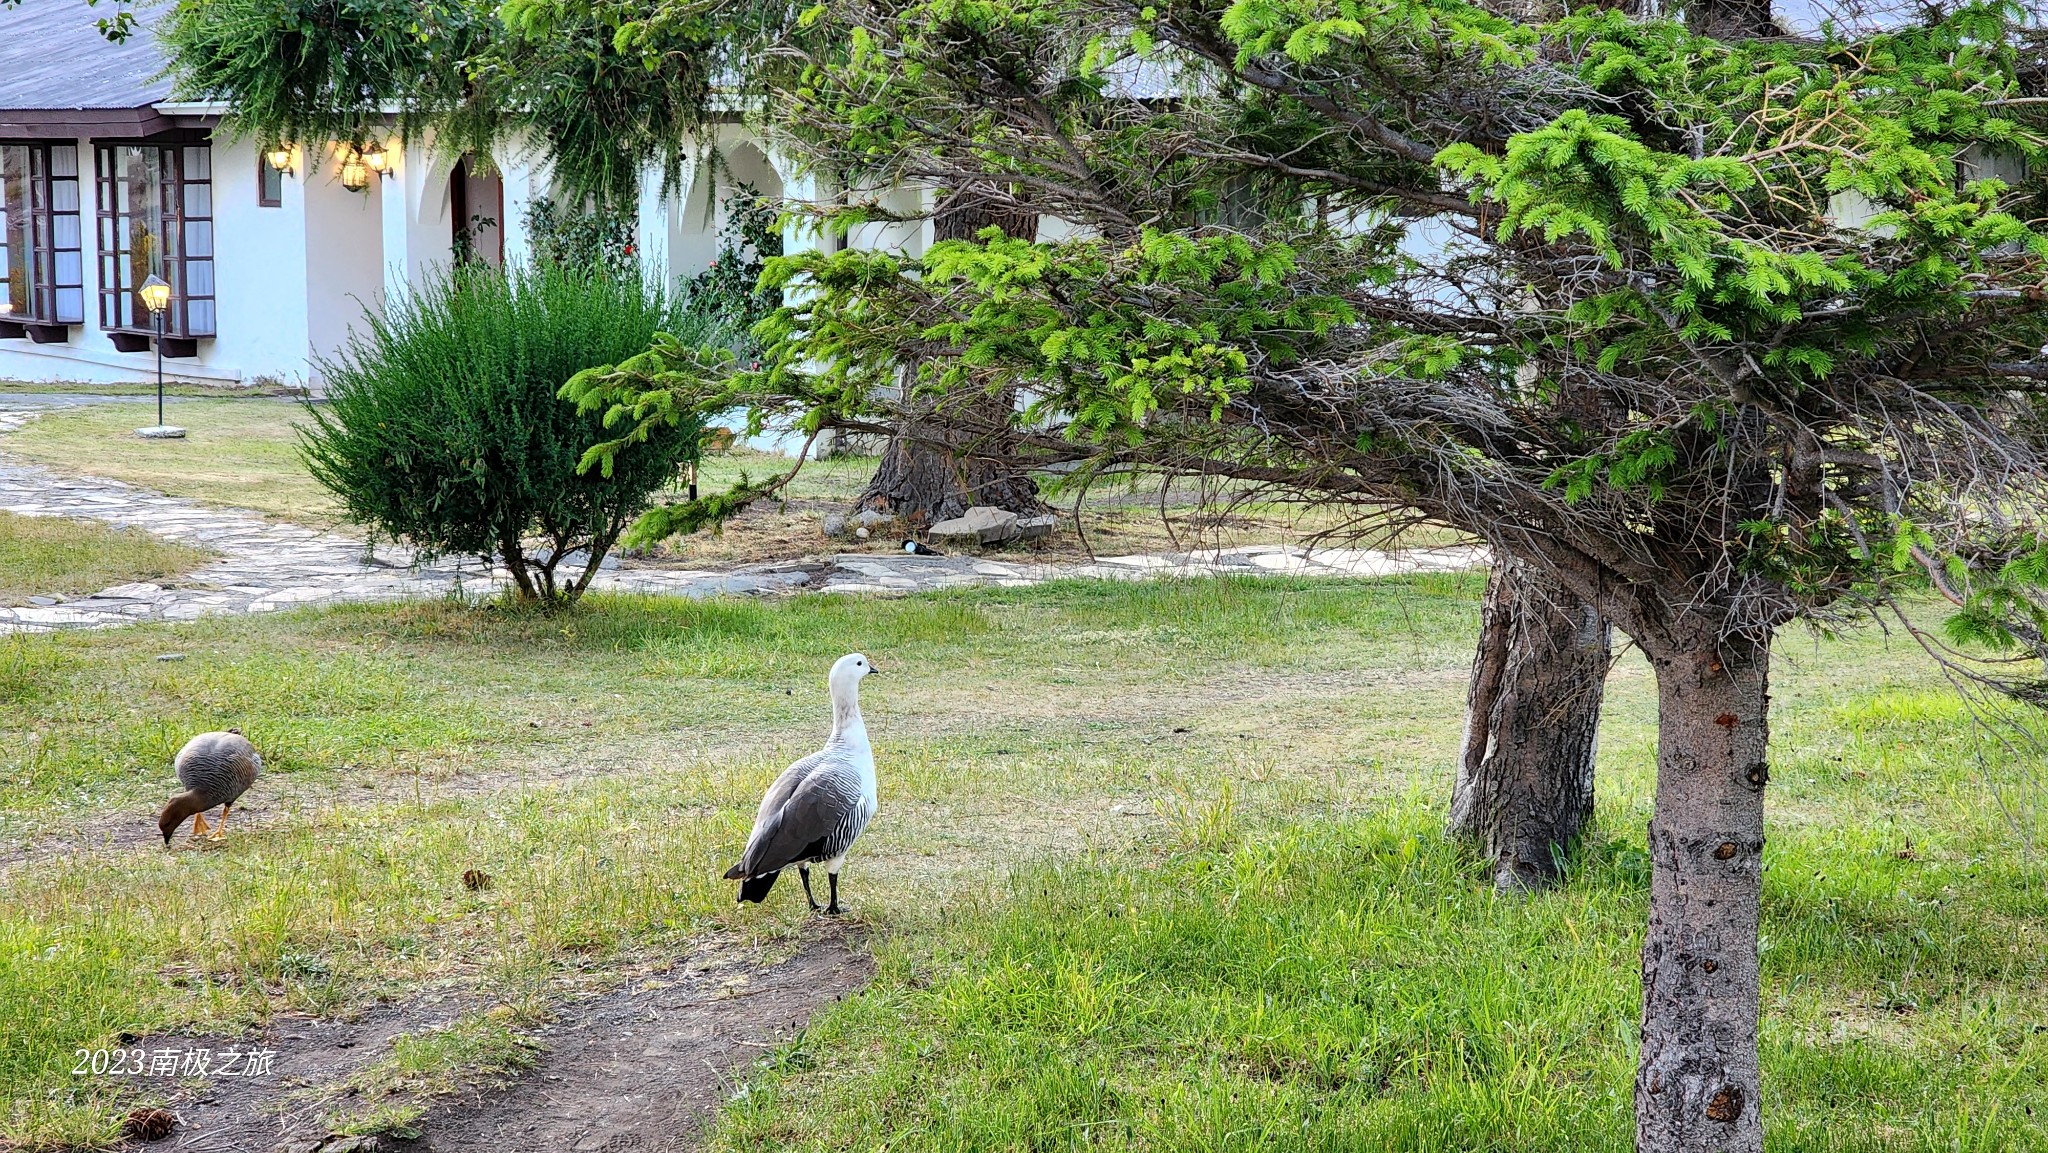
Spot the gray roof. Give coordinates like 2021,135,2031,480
0,0,180,135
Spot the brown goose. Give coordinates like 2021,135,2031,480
157,730,262,844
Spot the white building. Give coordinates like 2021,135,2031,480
0,0,851,389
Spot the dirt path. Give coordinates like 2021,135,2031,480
411,935,869,1153
124,934,870,1153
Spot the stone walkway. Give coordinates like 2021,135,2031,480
0,399,1483,633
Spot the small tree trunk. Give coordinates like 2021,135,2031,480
495,525,539,601
857,190,1047,527
1448,556,1610,890
1635,636,1771,1153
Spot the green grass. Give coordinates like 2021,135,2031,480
5,399,1440,563
0,578,2041,1150
2,400,340,524
713,804,2045,1152
0,381,299,398
0,511,215,605
324,1010,543,1137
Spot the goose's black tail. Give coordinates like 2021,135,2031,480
736,870,780,904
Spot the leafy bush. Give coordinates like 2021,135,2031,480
523,197,637,275
678,184,784,341
303,264,718,604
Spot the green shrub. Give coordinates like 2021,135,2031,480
303,264,718,604
678,183,784,341
523,196,637,275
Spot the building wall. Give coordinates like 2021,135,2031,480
0,133,253,385
303,141,387,373
0,130,396,388
0,118,1082,391
209,136,315,383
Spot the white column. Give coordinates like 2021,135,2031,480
376,136,416,307
636,164,671,285
769,149,837,260
498,142,546,269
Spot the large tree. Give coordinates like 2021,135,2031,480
157,0,1054,526
852,187,1052,523
571,1,2048,1147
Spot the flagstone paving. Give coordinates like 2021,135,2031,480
0,399,1484,633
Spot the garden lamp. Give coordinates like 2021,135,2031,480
362,140,389,174
266,144,295,175
135,274,184,439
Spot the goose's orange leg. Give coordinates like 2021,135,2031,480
189,812,210,839
208,805,231,841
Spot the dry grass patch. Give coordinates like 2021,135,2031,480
0,511,215,606
3,400,340,525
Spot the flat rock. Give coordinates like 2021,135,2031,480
929,506,1020,544
96,581,164,598
1015,514,1058,541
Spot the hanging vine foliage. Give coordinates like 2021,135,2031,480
156,0,780,208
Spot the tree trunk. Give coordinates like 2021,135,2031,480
1448,556,1611,890
855,418,1046,526
856,189,1047,527
1687,0,1774,40
495,523,539,601
1635,637,1771,1153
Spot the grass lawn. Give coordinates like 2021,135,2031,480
1,576,2040,1150
0,382,298,398
4,399,1420,561
1,400,342,526
0,512,215,606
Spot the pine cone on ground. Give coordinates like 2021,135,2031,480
122,1107,176,1142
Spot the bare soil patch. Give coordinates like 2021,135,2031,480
118,1000,449,1152
410,933,868,1153
116,934,869,1153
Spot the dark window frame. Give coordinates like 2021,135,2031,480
0,140,85,330
257,151,283,207
95,140,215,341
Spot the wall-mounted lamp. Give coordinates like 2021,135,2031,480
266,144,296,176
338,141,392,192
338,152,370,192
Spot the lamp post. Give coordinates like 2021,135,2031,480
134,274,185,439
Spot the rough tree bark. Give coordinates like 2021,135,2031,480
1635,636,1771,1153
856,190,1049,526
1627,7,1776,1141
1686,0,1775,38
1448,556,1611,890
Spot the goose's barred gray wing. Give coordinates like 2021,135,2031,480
175,731,261,808
751,748,830,828
725,754,870,881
